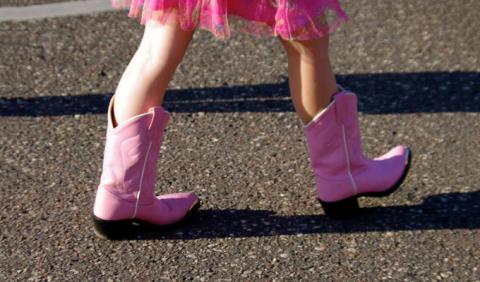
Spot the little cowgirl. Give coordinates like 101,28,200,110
93,0,412,239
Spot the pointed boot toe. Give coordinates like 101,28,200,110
140,192,200,225
367,146,412,197
375,145,408,161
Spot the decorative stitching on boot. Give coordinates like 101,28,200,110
342,124,358,195
131,141,153,219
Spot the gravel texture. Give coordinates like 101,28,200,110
0,0,479,280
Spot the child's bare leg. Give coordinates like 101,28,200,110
278,35,338,125
113,17,194,125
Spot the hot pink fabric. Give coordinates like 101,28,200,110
111,0,348,40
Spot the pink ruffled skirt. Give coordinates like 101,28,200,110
111,0,348,40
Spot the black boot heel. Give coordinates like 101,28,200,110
92,215,134,240
319,197,360,218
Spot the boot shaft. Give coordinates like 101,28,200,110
304,91,367,181
333,91,367,170
99,96,170,205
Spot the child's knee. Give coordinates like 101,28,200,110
279,37,302,57
279,36,330,58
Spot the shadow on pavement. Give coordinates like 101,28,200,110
2,72,479,116
115,191,479,240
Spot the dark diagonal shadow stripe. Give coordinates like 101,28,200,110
1,72,479,116
114,191,480,240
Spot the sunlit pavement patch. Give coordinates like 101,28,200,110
0,0,113,22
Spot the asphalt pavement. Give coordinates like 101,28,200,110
0,0,479,280
0,0,75,7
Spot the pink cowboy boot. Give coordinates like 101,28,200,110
304,88,412,217
93,95,200,239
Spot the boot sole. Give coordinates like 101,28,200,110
319,148,412,218
92,200,201,240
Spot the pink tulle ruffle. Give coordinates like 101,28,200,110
111,0,348,40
